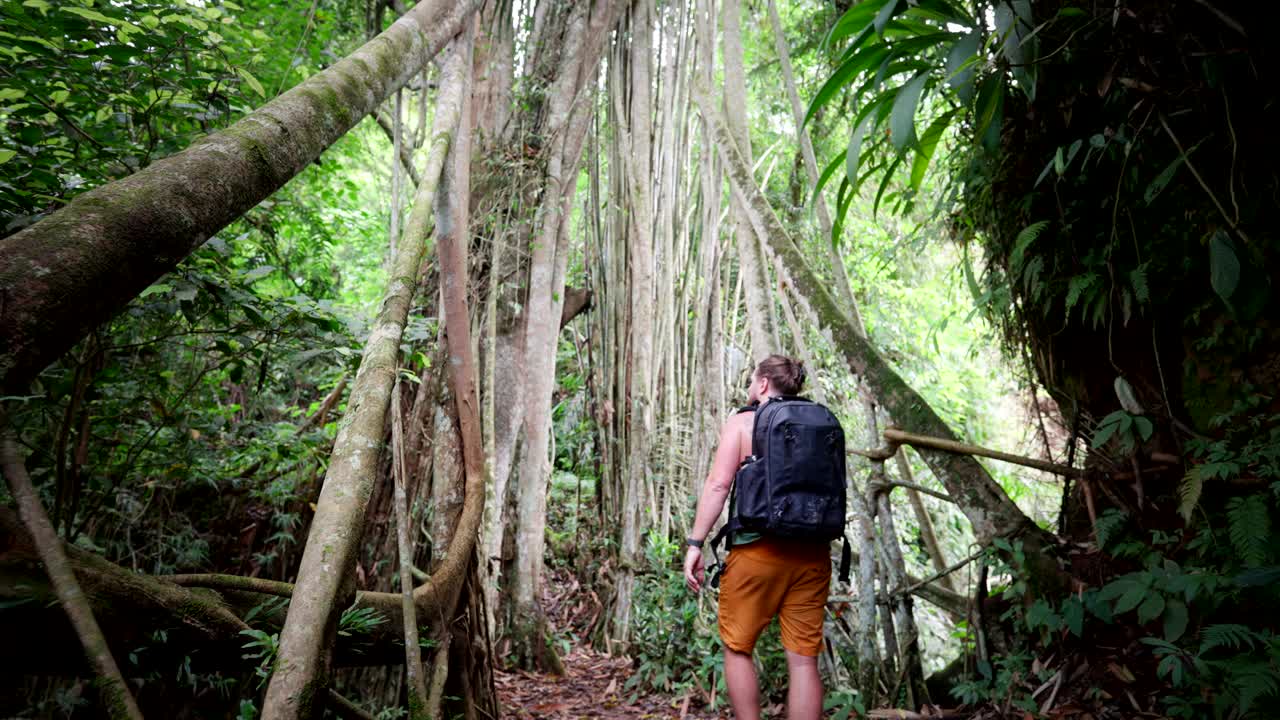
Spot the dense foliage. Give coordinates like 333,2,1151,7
811,0,1280,715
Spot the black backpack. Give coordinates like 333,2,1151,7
710,396,852,586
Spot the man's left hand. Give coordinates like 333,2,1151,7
683,546,705,592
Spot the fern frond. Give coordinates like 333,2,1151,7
1130,263,1151,304
1010,220,1049,273
1095,508,1128,550
1178,469,1205,523
1227,495,1271,567
1232,662,1280,717
1200,624,1260,654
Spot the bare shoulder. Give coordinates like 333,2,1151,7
722,410,754,448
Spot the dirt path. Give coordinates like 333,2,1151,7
495,646,731,719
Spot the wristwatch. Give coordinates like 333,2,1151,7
686,537,704,549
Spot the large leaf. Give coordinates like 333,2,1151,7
803,45,891,128
813,149,848,202
974,73,1005,149
1208,230,1240,305
889,72,928,152
821,0,886,50
945,30,982,102
909,109,955,191
906,0,973,25
846,114,875,186
872,152,905,216
1144,139,1203,204
874,0,906,38
843,89,896,185
1163,599,1188,642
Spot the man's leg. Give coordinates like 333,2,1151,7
724,647,761,720
785,650,823,720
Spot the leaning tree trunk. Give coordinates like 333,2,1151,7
0,0,480,395
262,30,472,719
692,83,1067,596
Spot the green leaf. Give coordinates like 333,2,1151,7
872,152,904,216
1226,495,1270,567
1177,469,1204,522
889,72,928,152
846,115,874,185
821,0,883,51
0,149,15,165
1134,415,1154,442
22,0,51,16
1200,624,1258,654
140,283,173,297
1129,263,1150,303
874,0,905,38
237,68,266,98
1162,599,1188,642
944,30,981,102
1114,578,1150,615
1064,272,1098,318
804,45,891,129
973,73,1004,147
1144,139,1203,204
61,6,124,26
814,149,848,202
1063,597,1084,637
1208,230,1240,305
1136,592,1165,624
909,110,954,191
1009,220,1048,272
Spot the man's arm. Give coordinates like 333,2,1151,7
684,415,745,591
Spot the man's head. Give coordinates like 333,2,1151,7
747,354,806,405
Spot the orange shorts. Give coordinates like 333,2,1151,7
717,537,831,656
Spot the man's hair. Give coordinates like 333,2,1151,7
754,354,806,396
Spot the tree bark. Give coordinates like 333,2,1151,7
390,382,430,717
509,0,617,671
612,0,656,652
895,451,957,593
0,0,481,395
721,0,777,362
262,31,472,719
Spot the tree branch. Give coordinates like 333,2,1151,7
1,424,143,719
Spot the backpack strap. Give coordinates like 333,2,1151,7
707,521,735,589
838,535,852,585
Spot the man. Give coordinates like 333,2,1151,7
683,354,831,720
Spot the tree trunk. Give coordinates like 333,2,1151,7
509,0,617,672
612,0,656,652
262,30,472,719
720,0,777,362
0,0,480,395
895,451,957,593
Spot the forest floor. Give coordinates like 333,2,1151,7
494,567,731,719
494,646,731,719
